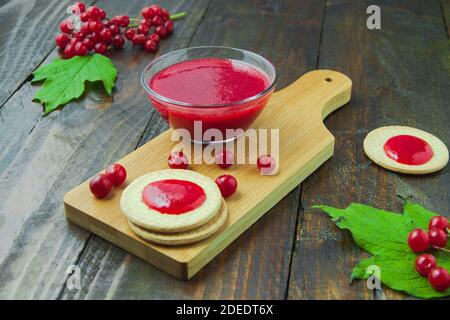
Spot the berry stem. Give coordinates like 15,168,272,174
432,246,450,253
129,12,186,22
169,12,186,20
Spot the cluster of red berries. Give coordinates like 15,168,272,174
55,2,176,59
408,216,450,292
124,5,173,52
90,163,127,198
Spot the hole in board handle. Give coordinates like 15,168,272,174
325,77,332,82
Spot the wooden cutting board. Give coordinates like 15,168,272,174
64,69,352,280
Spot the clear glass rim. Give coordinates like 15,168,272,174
140,46,278,109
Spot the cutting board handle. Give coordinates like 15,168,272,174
275,69,352,119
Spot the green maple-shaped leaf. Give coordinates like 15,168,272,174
32,54,117,114
314,201,450,299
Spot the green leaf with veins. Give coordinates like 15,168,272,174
32,54,117,114
314,202,450,298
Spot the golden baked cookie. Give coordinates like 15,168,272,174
120,169,222,233
128,199,228,245
363,126,448,174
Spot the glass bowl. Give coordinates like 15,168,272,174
141,46,277,144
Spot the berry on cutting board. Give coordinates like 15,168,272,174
105,163,127,186
257,154,277,175
215,174,237,198
168,151,189,169
89,173,113,198
215,149,234,169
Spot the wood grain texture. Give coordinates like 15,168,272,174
288,0,450,300
60,0,325,299
441,0,450,38
0,0,94,107
2,0,446,300
0,0,210,299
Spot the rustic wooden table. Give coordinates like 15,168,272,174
0,0,449,300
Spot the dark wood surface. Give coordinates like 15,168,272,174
0,0,449,300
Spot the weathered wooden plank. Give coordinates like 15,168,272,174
60,0,325,299
0,0,211,299
288,0,450,299
441,0,450,38
0,0,95,107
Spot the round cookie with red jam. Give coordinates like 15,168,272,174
120,169,222,233
363,126,449,174
128,199,228,245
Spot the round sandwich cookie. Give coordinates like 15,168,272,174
120,169,222,233
128,199,228,245
364,126,449,174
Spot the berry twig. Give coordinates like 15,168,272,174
169,12,186,20
433,246,450,253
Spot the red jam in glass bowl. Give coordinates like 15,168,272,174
141,47,277,143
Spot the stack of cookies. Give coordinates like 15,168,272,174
120,169,228,246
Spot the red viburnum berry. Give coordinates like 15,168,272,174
137,24,150,35
55,33,70,49
428,267,450,292
215,149,234,169
109,24,120,35
143,39,158,52
429,216,449,233
105,163,127,186
155,26,168,38
132,34,146,45
215,174,238,198
415,254,437,277
141,7,154,19
125,28,136,40
149,33,160,43
161,8,170,21
89,21,103,33
80,11,90,22
74,31,85,40
152,15,163,26
99,28,113,44
63,43,75,59
168,152,189,169
74,42,88,56
82,37,94,50
164,20,174,34
119,15,130,27
89,173,112,198
72,2,86,13
112,35,125,48
149,4,163,17
94,42,108,54
98,8,106,20
86,6,101,20
59,20,73,34
428,228,448,248
80,22,91,34
407,228,430,253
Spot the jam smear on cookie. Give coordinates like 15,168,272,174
142,179,206,214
